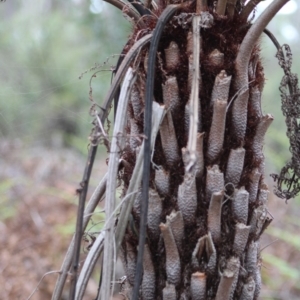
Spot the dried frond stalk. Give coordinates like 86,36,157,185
206,165,224,202
248,168,261,203
148,189,162,239
178,173,197,225
215,257,240,300
160,222,181,285
249,85,262,119
252,114,274,161
160,111,180,167
166,210,184,250
207,99,227,162
233,223,251,256
211,70,231,105
240,276,256,300
142,244,156,300
232,88,249,142
208,191,224,244
245,241,258,275
225,147,245,186
232,187,249,224
163,283,176,299
191,272,206,300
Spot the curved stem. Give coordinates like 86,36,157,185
240,0,262,21
103,0,143,23
132,4,183,299
235,0,289,91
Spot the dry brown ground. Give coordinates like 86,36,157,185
0,140,299,300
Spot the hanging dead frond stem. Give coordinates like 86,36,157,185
100,68,136,300
235,0,290,92
133,5,183,299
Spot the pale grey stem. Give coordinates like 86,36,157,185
239,276,255,300
208,191,224,244
240,0,262,21
163,283,177,300
216,0,228,15
178,173,197,225
115,102,165,253
233,223,251,256
148,189,163,239
187,15,201,171
166,210,184,250
160,111,180,167
100,68,136,300
142,244,156,300
207,99,227,163
252,114,274,161
232,88,249,142
215,257,240,300
155,167,170,196
51,174,107,300
164,41,180,70
232,187,249,224
211,70,231,106
162,76,181,115
225,147,245,186
191,272,206,300
160,222,181,285
75,232,105,300
206,165,224,202
235,0,290,91
227,0,238,18
245,241,258,275
248,168,261,203
249,85,262,119
208,49,224,67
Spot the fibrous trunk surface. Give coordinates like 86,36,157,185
114,1,275,299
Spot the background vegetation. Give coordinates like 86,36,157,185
0,0,299,299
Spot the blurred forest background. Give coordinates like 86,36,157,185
0,0,299,299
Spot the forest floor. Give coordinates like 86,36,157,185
0,139,299,300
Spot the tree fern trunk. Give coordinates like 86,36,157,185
114,1,288,299
51,0,291,299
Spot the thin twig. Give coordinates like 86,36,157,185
27,271,61,300
100,68,136,300
52,174,107,300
